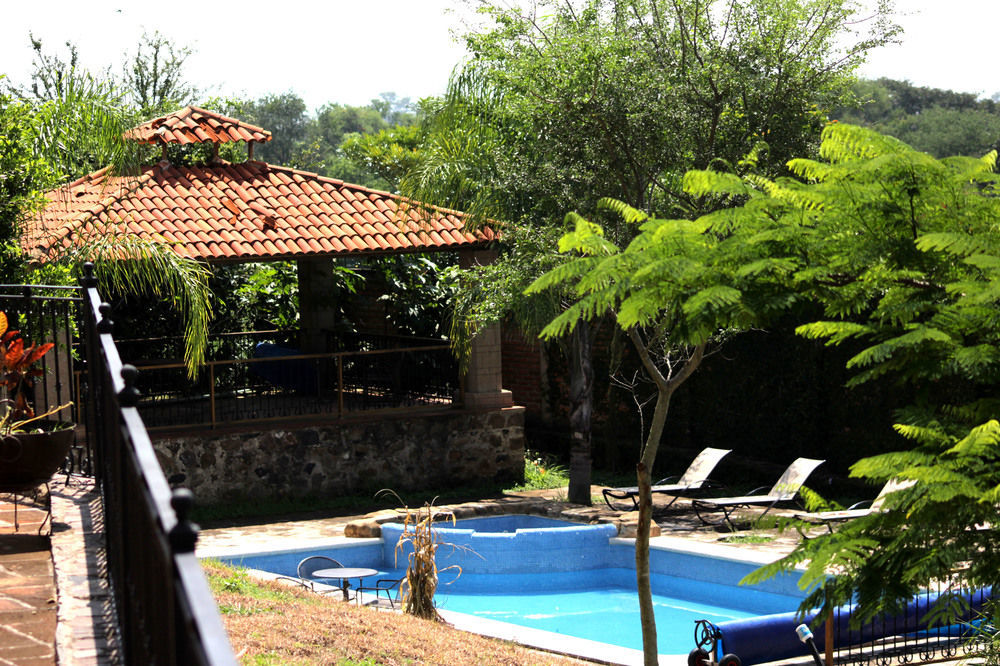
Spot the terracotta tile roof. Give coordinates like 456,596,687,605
126,106,272,145
26,161,496,263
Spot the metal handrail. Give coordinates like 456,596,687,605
128,340,460,430
79,265,236,665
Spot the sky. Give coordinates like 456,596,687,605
2,1,999,113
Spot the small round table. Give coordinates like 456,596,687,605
312,567,379,601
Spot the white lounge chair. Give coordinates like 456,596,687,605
602,447,732,511
794,478,916,532
692,457,825,530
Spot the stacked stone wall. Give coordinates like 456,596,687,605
153,407,525,504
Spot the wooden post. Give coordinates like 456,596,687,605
209,364,217,428
825,607,834,666
337,355,344,417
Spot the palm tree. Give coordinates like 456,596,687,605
3,67,212,376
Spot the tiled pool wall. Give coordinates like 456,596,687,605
381,516,620,574
218,516,806,612
647,544,805,599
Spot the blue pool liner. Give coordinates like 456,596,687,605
707,587,992,665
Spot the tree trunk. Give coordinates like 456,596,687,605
628,332,705,665
567,321,594,505
635,460,657,663
636,386,671,665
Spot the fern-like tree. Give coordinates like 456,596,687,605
526,189,795,661
3,45,213,375
682,123,1000,634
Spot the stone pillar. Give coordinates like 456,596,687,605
297,258,338,353
459,249,513,410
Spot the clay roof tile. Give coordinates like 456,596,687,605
29,159,495,263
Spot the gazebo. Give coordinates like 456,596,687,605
25,106,522,500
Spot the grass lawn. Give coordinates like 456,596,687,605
204,560,587,666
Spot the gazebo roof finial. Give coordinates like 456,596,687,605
125,106,272,147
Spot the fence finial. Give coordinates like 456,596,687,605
81,262,98,288
118,365,141,408
97,303,114,334
169,488,200,553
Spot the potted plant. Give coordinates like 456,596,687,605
0,311,74,490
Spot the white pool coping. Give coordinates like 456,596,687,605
200,532,802,665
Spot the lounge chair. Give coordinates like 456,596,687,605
692,457,825,530
276,555,347,595
794,478,916,532
602,447,732,511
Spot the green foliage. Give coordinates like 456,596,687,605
48,230,214,377
121,31,198,117
210,262,303,333
508,450,570,491
342,124,424,190
223,91,419,188
0,91,55,281
700,123,1000,625
374,256,459,339
965,601,1000,664
205,560,308,613
14,36,140,182
720,533,773,544
234,93,311,167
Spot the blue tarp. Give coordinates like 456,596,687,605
251,343,317,393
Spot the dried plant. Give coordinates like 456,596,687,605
378,490,463,621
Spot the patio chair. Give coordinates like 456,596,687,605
691,457,825,530
602,447,732,511
276,555,347,595
794,478,916,532
356,577,406,609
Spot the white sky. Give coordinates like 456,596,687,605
1,1,999,113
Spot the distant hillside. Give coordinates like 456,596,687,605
831,78,1000,158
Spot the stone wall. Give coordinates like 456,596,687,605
153,406,526,504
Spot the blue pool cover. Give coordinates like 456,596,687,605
703,587,992,665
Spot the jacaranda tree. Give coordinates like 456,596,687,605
698,124,1000,636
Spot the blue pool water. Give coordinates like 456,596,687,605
217,515,805,655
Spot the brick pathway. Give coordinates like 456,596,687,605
0,494,56,666
0,480,119,666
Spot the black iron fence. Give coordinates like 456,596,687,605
119,331,459,430
78,269,237,665
0,273,235,664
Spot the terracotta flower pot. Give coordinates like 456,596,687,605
0,422,75,491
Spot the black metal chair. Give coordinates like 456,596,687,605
276,555,346,596
357,577,405,609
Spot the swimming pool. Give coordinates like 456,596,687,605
214,515,806,659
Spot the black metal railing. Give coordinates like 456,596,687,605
122,333,459,430
0,284,87,472
78,266,236,665
830,583,988,665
